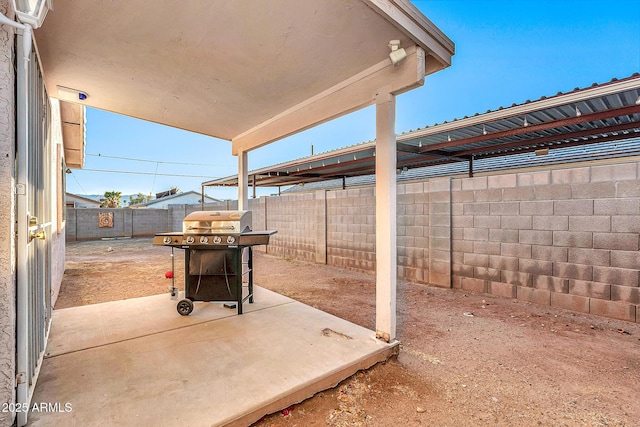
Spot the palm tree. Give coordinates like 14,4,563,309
101,191,122,208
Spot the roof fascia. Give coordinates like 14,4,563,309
362,0,455,68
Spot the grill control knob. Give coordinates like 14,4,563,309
186,236,195,244
200,236,209,244
213,236,222,244
163,236,172,245
226,235,236,244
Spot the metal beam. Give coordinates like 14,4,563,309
417,104,640,153
232,46,425,155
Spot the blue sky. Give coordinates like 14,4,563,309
67,0,640,200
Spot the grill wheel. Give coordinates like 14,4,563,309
176,299,194,316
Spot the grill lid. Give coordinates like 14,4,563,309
183,210,252,234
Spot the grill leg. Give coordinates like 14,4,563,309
248,247,254,303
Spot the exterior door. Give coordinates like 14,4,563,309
15,36,53,427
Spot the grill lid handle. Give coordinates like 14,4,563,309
186,225,235,231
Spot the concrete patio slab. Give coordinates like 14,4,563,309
28,287,397,426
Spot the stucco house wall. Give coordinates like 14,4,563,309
0,1,16,424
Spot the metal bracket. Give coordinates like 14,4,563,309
15,183,26,195
16,372,26,384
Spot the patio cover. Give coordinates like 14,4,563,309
33,1,455,342
35,0,453,153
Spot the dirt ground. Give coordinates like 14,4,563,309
57,238,640,427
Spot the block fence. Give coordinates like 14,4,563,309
251,160,640,324
64,160,639,323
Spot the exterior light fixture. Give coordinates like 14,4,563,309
0,1,53,70
57,85,88,102
636,95,640,105
12,0,53,29
388,40,406,66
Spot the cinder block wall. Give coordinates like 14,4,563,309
261,192,318,261
67,208,170,240
452,162,639,323
327,187,376,270
256,160,639,324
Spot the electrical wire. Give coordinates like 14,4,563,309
69,169,88,194
78,168,221,179
86,153,227,167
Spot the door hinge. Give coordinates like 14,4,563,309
16,372,26,384
15,183,26,195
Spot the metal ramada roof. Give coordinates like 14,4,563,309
203,73,640,190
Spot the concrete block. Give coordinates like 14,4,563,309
431,227,451,239
463,252,489,267
533,275,569,293
451,275,463,289
554,263,593,281
453,263,474,277
569,216,610,232
451,179,462,191
452,215,474,228
616,180,640,197
461,176,488,191
463,202,490,215
553,231,593,248
531,245,568,262
611,216,640,233
429,271,452,288
489,255,519,271
473,240,501,255
551,167,591,184
488,174,517,188
501,270,532,286
517,171,550,186
554,199,593,215
430,237,451,252
611,285,640,305
533,216,568,231
503,186,535,201
490,202,520,215
611,251,640,269
519,258,553,275
452,190,475,203
591,162,637,182
474,215,501,229
475,189,504,202
463,228,488,241
569,279,611,299
568,247,610,267
501,243,532,258
594,198,640,215
405,182,425,194
572,182,616,199
593,266,640,287
430,259,451,274
550,293,590,314
519,201,554,216
474,266,501,281
535,184,572,200
489,228,520,243
430,192,451,204
501,215,532,230
461,277,488,293
589,299,636,322
517,286,551,306
519,230,553,246
488,281,517,299
428,178,451,193
452,239,473,253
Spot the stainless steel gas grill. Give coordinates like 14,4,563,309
152,210,276,316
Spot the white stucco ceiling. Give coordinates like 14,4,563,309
35,0,453,151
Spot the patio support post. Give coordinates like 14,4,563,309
374,88,396,343
238,151,248,210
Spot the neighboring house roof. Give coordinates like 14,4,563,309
129,191,219,208
203,73,640,191
65,192,101,206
